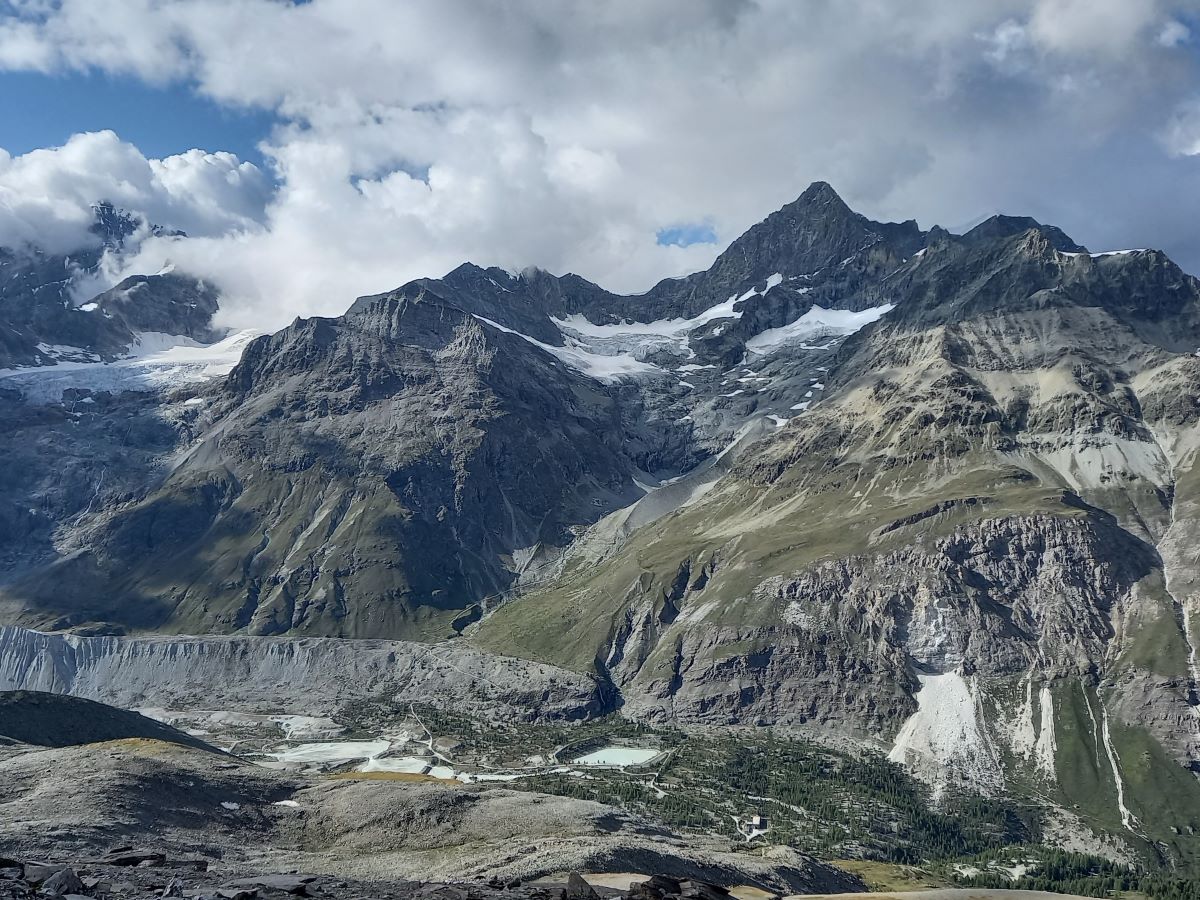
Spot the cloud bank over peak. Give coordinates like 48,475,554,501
0,130,269,252
0,0,1198,330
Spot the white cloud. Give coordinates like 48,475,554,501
983,20,1033,69
1163,99,1200,157
1028,0,1167,56
0,131,269,251
1158,19,1192,45
0,0,1198,330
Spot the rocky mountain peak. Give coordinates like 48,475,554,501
621,182,926,323
88,201,142,249
717,181,873,273
783,179,852,215
961,213,1085,253
88,201,186,249
723,182,925,283
0,210,218,368
90,273,222,344
326,285,472,352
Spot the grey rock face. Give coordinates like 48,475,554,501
0,205,200,369
566,872,600,900
0,288,678,638
34,867,83,896
602,513,1165,733
86,273,222,345
0,386,188,579
959,214,1087,252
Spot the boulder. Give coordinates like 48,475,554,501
565,873,599,900
39,868,85,896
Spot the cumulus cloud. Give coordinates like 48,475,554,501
0,130,270,251
0,0,1198,330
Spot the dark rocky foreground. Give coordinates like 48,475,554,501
0,855,769,900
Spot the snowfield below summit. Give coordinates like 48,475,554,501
472,315,666,382
745,303,894,354
0,328,260,402
552,273,783,357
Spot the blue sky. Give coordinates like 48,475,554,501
0,71,275,166
656,223,718,248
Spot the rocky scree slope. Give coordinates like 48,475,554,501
0,625,608,723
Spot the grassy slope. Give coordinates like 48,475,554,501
1115,570,1192,679
476,451,1080,673
1048,679,1200,874
1108,714,1200,871
476,336,1200,875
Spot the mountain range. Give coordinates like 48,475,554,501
1,182,1199,870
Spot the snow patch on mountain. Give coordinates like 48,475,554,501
34,343,101,363
1059,249,1148,259
553,288,752,340
0,329,260,402
554,296,748,360
473,315,665,382
1035,685,1058,779
1100,704,1140,833
551,273,783,361
745,303,895,354
128,331,205,354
